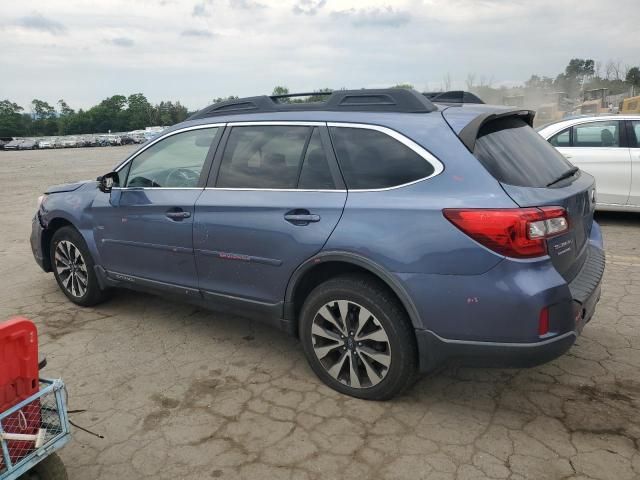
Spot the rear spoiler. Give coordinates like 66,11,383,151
458,109,535,152
423,91,484,104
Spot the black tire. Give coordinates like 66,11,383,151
299,274,418,400
50,226,110,307
20,453,68,480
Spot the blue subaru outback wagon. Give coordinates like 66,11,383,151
31,89,605,400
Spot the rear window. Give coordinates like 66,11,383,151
473,117,573,187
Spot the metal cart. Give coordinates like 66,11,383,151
0,379,70,480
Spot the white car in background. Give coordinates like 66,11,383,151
538,115,640,212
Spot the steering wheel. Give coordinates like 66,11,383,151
127,176,161,188
165,168,200,187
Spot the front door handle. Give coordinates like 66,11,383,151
165,210,191,221
284,209,320,225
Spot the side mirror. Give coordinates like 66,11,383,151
98,171,119,193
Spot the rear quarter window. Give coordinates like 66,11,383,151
329,127,435,190
549,128,571,147
473,117,573,187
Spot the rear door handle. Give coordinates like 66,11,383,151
284,209,320,225
165,210,191,221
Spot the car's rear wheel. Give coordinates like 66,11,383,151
299,274,417,400
50,226,110,307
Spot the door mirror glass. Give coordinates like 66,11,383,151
98,171,119,193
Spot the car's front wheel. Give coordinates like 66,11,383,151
50,226,110,307
299,274,418,400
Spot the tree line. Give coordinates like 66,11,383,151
0,94,189,138
2,58,639,138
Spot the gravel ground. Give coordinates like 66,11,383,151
1,147,639,480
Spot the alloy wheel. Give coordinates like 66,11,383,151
311,300,391,388
54,240,88,298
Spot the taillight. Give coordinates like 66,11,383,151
443,207,569,259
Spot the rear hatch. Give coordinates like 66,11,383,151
445,109,596,281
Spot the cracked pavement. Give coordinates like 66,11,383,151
1,147,639,480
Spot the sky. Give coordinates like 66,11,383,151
1,0,639,111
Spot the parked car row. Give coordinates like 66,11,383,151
3,139,38,150
1,131,162,151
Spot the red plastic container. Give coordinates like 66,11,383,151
0,317,40,468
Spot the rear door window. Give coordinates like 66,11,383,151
473,117,573,187
329,127,434,189
216,125,336,189
298,128,335,189
572,121,621,148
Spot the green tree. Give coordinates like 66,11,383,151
626,67,640,88
57,99,74,116
212,95,239,104
0,100,26,137
305,88,333,102
31,99,56,120
271,86,290,103
30,99,58,136
127,93,153,130
392,83,414,90
57,99,75,135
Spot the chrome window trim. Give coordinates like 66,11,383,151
227,121,326,127
205,120,444,193
111,187,204,191
204,187,346,193
114,123,226,174
327,122,444,192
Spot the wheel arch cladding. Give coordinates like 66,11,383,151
41,217,74,271
285,253,422,336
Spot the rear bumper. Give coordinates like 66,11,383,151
415,329,578,370
411,224,605,372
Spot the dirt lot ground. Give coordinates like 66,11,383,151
1,147,639,480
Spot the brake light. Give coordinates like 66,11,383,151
442,207,569,258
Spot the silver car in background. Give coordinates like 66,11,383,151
538,115,640,212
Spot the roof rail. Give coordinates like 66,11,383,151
188,88,438,120
270,91,332,100
423,91,485,105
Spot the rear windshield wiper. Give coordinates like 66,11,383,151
546,166,579,187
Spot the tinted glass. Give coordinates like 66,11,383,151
632,121,640,148
572,121,620,147
549,128,571,147
217,126,310,189
125,128,217,188
298,128,335,189
329,127,434,189
473,117,573,188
